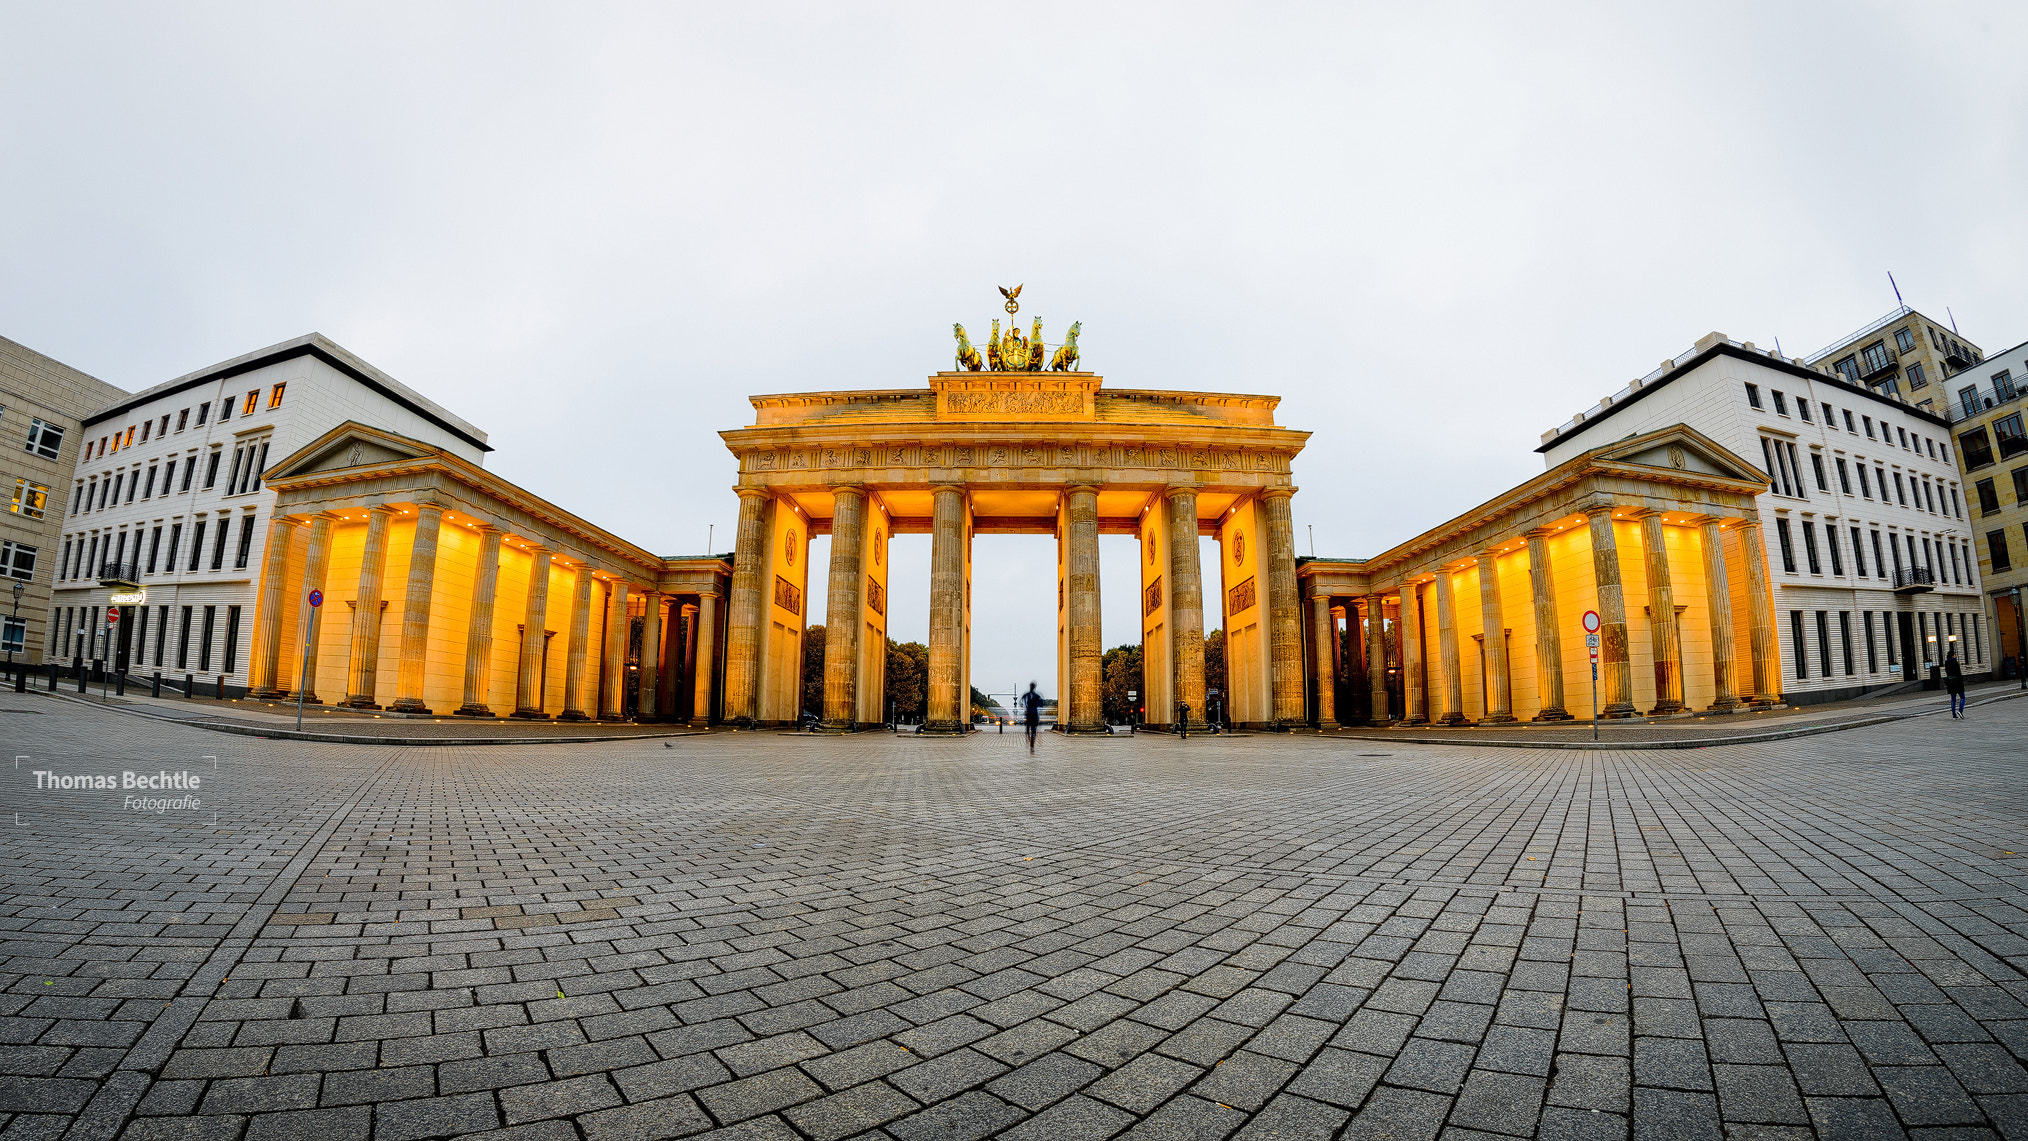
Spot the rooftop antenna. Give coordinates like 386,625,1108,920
1774,336,1784,358
1308,525,1315,557
1889,271,1905,309
708,524,714,553
1948,307,1961,335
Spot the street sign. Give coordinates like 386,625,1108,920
1581,610,1601,634
308,589,323,607
106,610,120,626
1585,633,1600,648
1127,691,1138,699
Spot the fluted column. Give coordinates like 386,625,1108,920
679,602,700,722
1061,485,1104,733
1434,568,1468,725
600,580,629,719
638,591,662,720
388,503,445,714
1525,529,1570,721
249,516,297,697
1259,490,1303,728
1365,594,1391,725
823,486,868,730
1700,518,1740,711
927,485,968,732
343,505,395,708
1166,487,1207,729
691,590,718,725
1738,521,1779,705
1308,593,1337,729
455,526,504,717
558,565,595,720
1637,512,1683,715
1476,551,1516,723
292,512,337,705
723,489,770,724
1586,506,1637,718
1400,584,1427,725
510,546,552,718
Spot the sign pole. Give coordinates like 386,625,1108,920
298,588,323,731
1581,609,1602,743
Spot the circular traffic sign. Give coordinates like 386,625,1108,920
106,610,121,626
308,589,323,607
1581,609,1601,633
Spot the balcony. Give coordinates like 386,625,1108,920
1945,343,1977,369
1893,566,1936,594
1857,350,1899,382
96,560,141,589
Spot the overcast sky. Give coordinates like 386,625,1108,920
6,3,2025,698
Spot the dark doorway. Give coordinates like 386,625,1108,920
1897,612,1917,681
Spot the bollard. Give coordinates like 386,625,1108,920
115,670,125,696
215,675,225,700
13,666,24,693
77,664,87,693
151,672,161,698
47,662,57,690
184,673,194,698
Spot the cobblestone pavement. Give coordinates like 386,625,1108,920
4,685,2027,1141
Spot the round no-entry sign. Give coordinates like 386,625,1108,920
106,610,120,626
308,589,323,608
1581,609,1601,634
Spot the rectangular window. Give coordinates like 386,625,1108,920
1861,341,1891,374
1919,613,1932,664
154,604,167,667
1817,611,1833,678
1948,542,1961,584
1822,402,1834,424
1996,414,2028,459
198,605,216,671
225,447,244,495
1811,452,1829,492
249,442,269,492
1791,611,1808,679
1761,438,1784,494
1839,612,1854,676
1799,400,1813,423
59,540,71,580
187,521,206,571
0,540,35,581
71,482,82,515
2,617,24,654
8,479,48,520
1776,518,1797,573
1923,537,1935,575
1907,362,1928,390
1857,464,1872,498
202,450,222,490
1835,458,1852,494
243,390,259,416
1896,327,1915,353
1961,386,1983,418
1843,409,1856,433
1923,480,1936,514
110,474,123,505
1973,615,1983,662
176,409,188,432
1850,526,1866,577
1744,383,1762,408
176,606,192,669
96,480,108,510
158,414,168,437
143,466,157,498
164,523,182,572
196,401,209,425
1786,443,1806,498
217,396,229,422
1801,521,1822,574
146,526,162,575
133,606,148,666
1773,391,1789,416
23,418,65,459
1863,415,1876,439
267,383,286,409
179,458,194,492
1863,612,1877,673
1884,608,1898,666
1898,426,1910,449
162,459,176,495
1826,526,1843,576
86,536,99,577
210,518,230,570
1894,472,1908,506
1835,357,1859,382
2016,469,2028,505
234,515,256,569
223,606,241,674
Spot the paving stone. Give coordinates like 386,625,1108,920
1341,1086,1450,1141
578,1095,717,1141
244,1105,372,1141
885,1090,1025,1141
987,1050,1104,1110
1088,1053,1205,1114
375,1092,501,1141
1448,1069,1546,1137
695,1066,825,1124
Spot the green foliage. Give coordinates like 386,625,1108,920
1204,628,1226,714
801,625,826,718
970,685,998,721
886,640,929,721
1101,643,1142,724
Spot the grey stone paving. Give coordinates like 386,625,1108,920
4,684,2028,1141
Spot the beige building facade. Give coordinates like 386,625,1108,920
1952,336,2028,672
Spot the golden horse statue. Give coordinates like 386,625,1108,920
987,319,1003,370
952,323,983,371
1026,319,1046,371
1049,321,1082,371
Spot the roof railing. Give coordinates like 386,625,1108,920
1804,305,1915,364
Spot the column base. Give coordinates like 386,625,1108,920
1062,724,1111,735
453,704,496,718
1367,717,1394,728
1433,713,1474,727
1401,716,1428,726
287,690,320,705
920,722,968,736
1645,701,1685,716
250,687,288,700
342,697,381,710
388,699,433,715
1532,708,1574,722
1705,695,1742,712
1314,720,1340,731
1480,712,1519,725
509,709,551,720
556,710,592,722
1599,703,1639,720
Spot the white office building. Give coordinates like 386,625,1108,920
1540,332,1989,704
49,334,488,691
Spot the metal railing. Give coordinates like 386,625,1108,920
1893,566,1936,590
96,559,142,584
1805,305,1914,364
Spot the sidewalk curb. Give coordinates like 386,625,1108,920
30,690,706,747
1321,688,2027,750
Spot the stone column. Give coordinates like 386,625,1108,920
511,546,552,718
679,602,700,722
1166,487,1207,729
1738,521,1779,705
1399,584,1427,725
1434,567,1468,725
455,526,504,717
389,502,445,714
343,505,394,708
927,485,968,733
600,580,629,720
1476,552,1516,723
1586,506,1637,718
722,488,770,724
1259,490,1304,728
691,590,719,725
292,515,337,704
657,604,681,718
1525,528,1570,721
638,591,662,720
1700,518,1740,711
1637,512,1683,715
1309,593,1337,729
1064,485,1104,733
558,565,595,720
1365,594,1391,725
248,516,297,697
823,486,868,730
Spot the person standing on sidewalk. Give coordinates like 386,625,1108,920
1022,683,1042,753
1945,649,1967,718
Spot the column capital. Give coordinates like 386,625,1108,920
410,501,447,517
1474,549,1502,563
1257,487,1297,501
1163,484,1198,502
1064,483,1100,497
1523,526,1559,540
931,482,967,495
365,503,397,516
830,483,866,497
735,486,771,500
1582,502,1618,518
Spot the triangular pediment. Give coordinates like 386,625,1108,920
1590,424,1764,484
266,421,444,481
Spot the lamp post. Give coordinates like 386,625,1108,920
2017,587,2026,691
7,580,23,676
